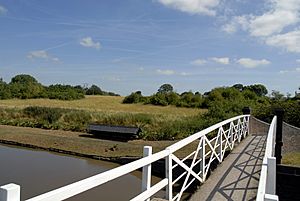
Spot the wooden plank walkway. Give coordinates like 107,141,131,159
189,133,267,201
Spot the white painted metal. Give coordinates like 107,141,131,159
0,184,20,201
256,116,278,201
2,115,250,201
130,179,168,201
264,194,279,201
266,157,276,195
165,148,173,201
142,146,152,201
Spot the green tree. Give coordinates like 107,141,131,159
123,91,143,103
271,90,284,101
0,78,11,99
86,85,103,95
9,74,45,99
244,84,268,96
232,84,243,91
157,83,173,94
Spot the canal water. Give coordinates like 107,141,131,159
0,144,162,201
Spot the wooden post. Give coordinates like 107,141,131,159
242,107,251,115
142,146,152,201
0,184,20,201
274,108,284,164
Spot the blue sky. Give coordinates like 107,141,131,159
0,0,299,95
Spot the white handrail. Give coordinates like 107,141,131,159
0,114,250,201
256,116,279,201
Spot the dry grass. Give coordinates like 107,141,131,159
0,95,204,117
282,152,300,166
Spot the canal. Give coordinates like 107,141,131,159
0,144,161,201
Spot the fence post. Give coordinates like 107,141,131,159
0,184,20,201
165,148,172,201
266,157,276,195
142,146,152,201
218,127,223,162
242,107,251,136
274,108,284,164
200,136,206,181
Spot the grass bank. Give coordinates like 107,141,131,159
0,125,198,160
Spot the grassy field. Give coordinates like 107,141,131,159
0,96,207,140
0,95,204,117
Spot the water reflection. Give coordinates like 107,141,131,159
0,144,143,201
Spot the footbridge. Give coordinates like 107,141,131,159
0,109,284,201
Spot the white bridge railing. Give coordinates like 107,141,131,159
0,115,250,201
256,116,279,201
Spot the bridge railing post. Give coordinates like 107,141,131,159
0,184,20,201
200,136,206,181
218,127,223,162
242,107,251,137
142,146,152,201
165,148,172,201
266,157,276,195
274,108,284,164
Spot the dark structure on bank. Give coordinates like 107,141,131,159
87,124,141,141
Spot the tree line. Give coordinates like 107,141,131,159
123,83,300,128
0,74,119,100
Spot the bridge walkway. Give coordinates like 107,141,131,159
189,132,267,201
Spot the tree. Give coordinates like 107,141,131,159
271,90,284,101
9,74,45,99
157,83,173,94
86,85,103,95
0,78,11,99
244,84,268,96
232,84,243,91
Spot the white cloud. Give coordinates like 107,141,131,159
224,0,300,36
191,58,206,65
279,67,300,74
27,50,59,62
180,72,191,76
156,69,176,75
265,29,300,53
296,59,300,63
223,0,300,52
0,5,7,15
237,58,270,68
157,0,220,16
79,37,101,49
222,16,249,34
210,57,229,64
249,0,300,37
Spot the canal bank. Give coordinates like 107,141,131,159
0,125,198,163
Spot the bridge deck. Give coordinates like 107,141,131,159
189,133,266,201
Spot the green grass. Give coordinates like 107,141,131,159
0,96,207,140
